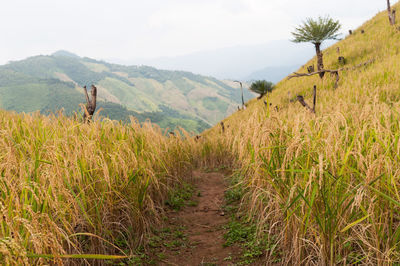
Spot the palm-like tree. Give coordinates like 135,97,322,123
249,80,274,100
292,16,341,78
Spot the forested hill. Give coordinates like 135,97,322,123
0,51,253,133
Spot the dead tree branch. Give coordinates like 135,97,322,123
288,59,374,79
287,59,374,89
296,85,317,114
82,85,97,122
297,95,314,113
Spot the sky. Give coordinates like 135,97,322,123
0,0,393,65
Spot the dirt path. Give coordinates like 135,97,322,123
150,170,243,266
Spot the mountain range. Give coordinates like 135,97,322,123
109,40,337,82
0,51,254,133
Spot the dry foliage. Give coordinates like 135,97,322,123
202,3,400,265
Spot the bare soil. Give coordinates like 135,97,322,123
148,170,245,266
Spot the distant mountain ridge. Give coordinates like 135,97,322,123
244,65,301,83
0,51,254,132
111,40,328,80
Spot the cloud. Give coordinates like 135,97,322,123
0,0,393,64
145,0,291,55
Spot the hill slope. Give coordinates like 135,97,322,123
202,4,400,264
4,4,400,266
0,52,253,132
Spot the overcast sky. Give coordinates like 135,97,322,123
0,0,393,65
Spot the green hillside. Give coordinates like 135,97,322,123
0,52,253,133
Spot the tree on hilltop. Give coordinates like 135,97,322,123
249,80,274,99
291,16,341,78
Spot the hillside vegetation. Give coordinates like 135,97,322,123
0,110,210,265
0,52,253,133
2,4,400,266
202,4,400,264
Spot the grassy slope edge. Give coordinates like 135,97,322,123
2,4,400,266
201,4,400,265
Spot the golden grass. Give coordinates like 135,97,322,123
0,111,199,265
201,4,400,265
2,4,400,266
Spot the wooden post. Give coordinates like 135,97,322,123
392,9,396,25
220,122,225,133
312,85,317,113
388,0,396,25
332,71,340,89
83,85,97,122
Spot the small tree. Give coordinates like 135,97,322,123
249,80,274,99
292,16,341,78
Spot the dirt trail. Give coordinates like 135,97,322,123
155,170,242,266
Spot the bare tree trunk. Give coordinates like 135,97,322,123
83,85,97,122
234,81,245,109
314,42,325,78
257,93,265,100
388,0,396,25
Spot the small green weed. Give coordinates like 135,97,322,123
223,172,279,265
165,183,196,210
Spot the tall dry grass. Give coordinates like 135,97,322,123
201,4,400,265
2,3,400,266
0,111,197,265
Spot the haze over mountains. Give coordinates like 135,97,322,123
109,40,336,82
0,40,337,133
0,51,254,133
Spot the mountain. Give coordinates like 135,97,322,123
0,52,254,132
244,65,301,83
110,40,336,80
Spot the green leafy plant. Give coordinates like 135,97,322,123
292,16,341,78
249,80,275,99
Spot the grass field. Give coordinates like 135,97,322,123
201,3,400,264
0,111,203,264
2,3,400,266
